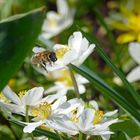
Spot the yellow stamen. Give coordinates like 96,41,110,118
31,102,52,120
93,110,104,124
55,46,71,59
0,93,10,103
18,90,26,99
70,109,78,123
48,19,57,27
58,70,73,87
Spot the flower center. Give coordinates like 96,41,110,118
57,69,73,87
93,110,104,124
0,92,10,103
18,90,26,100
31,102,52,120
48,18,57,27
55,46,71,59
70,109,78,123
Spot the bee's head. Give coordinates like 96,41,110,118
49,52,57,62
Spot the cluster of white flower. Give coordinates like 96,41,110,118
0,0,120,140
0,86,118,140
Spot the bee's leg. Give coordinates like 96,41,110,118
41,61,48,73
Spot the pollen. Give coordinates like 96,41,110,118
48,19,57,27
0,93,10,103
57,69,73,87
31,102,52,120
70,109,78,123
18,90,26,99
55,46,71,59
93,110,104,124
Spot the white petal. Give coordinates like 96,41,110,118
48,120,78,135
68,32,83,52
62,49,78,65
44,85,61,95
75,74,89,84
2,86,21,105
95,119,119,131
89,100,99,110
23,121,44,133
57,0,69,16
126,66,140,82
42,93,62,104
22,87,44,106
52,96,67,110
78,109,94,131
78,84,86,94
129,42,140,64
101,134,111,140
78,37,89,55
72,44,95,66
104,110,118,117
32,47,46,53
53,44,67,50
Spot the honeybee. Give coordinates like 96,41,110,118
31,46,57,72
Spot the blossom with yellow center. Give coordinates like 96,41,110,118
107,0,140,44
44,69,89,96
55,46,71,59
40,0,74,39
0,86,44,116
31,102,52,120
116,14,140,44
32,31,95,72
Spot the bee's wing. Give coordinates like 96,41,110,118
33,47,46,53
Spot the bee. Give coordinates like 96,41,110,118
31,46,57,72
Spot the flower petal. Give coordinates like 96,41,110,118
104,110,118,117
117,33,136,44
72,44,95,66
126,66,140,82
2,86,21,105
78,109,94,131
32,47,46,53
129,42,140,64
57,0,69,16
23,121,44,133
68,31,83,52
52,96,67,110
22,87,44,106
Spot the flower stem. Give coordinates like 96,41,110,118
25,105,35,140
54,130,64,140
68,64,80,99
79,132,83,140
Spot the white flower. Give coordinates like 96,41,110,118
0,86,44,115
35,69,89,96
49,100,119,140
40,0,74,39
126,42,140,82
23,97,82,133
32,31,95,72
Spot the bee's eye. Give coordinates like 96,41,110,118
49,52,57,62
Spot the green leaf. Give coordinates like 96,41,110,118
79,30,140,108
10,119,70,140
0,7,45,91
110,120,140,139
72,65,140,124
